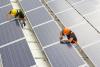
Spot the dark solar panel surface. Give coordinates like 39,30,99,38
44,43,84,67
0,20,24,45
0,0,10,7
0,5,13,23
19,0,86,67
20,0,42,11
26,7,52,26
0,39,35,67
0,1,35,67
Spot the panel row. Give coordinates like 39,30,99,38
44,43,85,67
46,1,100,67
47,0,100,47
0,39,35,67
33,21,85,67
20,0,86,67
0,19,24,46
69,0,100,32
64,0,100,66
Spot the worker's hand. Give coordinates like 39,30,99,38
63,40,70,43
59,36,63,40
61,39,71,43
60,40,65,44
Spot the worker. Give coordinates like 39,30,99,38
8,9,26,28
59,27,77,45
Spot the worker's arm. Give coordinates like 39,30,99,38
67,38,73,42
62,37,73,43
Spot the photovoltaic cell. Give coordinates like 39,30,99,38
48,0,71,13
85,10,100,32
0,39,35,67
26,7,52,27
83,41,100,67
33,21,60,46
0,5,13,23
44,43,85,67
0,0,10,7
56,9,85,27
20,0,42,11
73,0,99,15
0,21,24,45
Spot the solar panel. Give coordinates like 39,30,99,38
66,0,100,32
46,0,100,67
85,10,100,32
20,0,42,11
18,0,86,66
0,0,10,7
46,0,100,48
0,1,35,67
33,21,60,46
33,21,85,66
56,8,85,27
0,5,13,23
26,7,52,26
48,0,71,13
44,43,85,67
71,23,100,47
83,41,100,67
65,0,100,66
0,39,35,67
0,21,24,45
72,0,99,15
